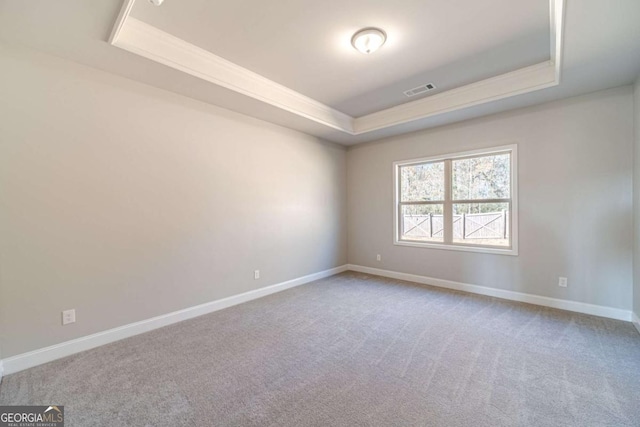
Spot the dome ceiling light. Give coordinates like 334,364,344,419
351,28,387,54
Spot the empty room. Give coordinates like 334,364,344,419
1,0,640,425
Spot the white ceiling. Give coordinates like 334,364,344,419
0,0,639,145
130,0,550,116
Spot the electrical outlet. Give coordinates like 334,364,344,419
376,254,381,261
62,309,76,325
558,277,568,288
254,270,260,280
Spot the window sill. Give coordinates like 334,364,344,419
394,240,518,256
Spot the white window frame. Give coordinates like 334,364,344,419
393,144,518,256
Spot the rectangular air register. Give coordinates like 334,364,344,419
404,83,436,97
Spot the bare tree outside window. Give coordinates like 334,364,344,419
394,146,517,255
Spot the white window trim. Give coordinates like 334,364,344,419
393,144,518,256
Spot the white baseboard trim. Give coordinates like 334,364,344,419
633,312,640,336
347,264,632,322
1,265,348,376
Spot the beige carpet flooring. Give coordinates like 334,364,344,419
1,272,639,426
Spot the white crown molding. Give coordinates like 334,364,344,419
551,0,566,82
347,264,632,322
355,62,557,133
111,0,564,140
1,265,348,376
108,0,136,45
115,17,355,133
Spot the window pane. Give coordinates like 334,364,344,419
452,153,510,200
400,204,444,242
400,162,444,202
453,203,510,247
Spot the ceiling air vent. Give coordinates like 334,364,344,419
404,83,436,98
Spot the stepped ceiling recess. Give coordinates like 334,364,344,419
1,0,639,144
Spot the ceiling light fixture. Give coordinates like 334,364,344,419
351,28,387,54
148,0,164,6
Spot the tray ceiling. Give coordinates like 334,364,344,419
130,0,551,116
110,0,564,140
3,0,639,145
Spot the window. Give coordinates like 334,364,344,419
394,145,517,255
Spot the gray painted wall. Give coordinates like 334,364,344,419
0,44,347,358
634,77,640,321
348,86,634,310
0,41,637,362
